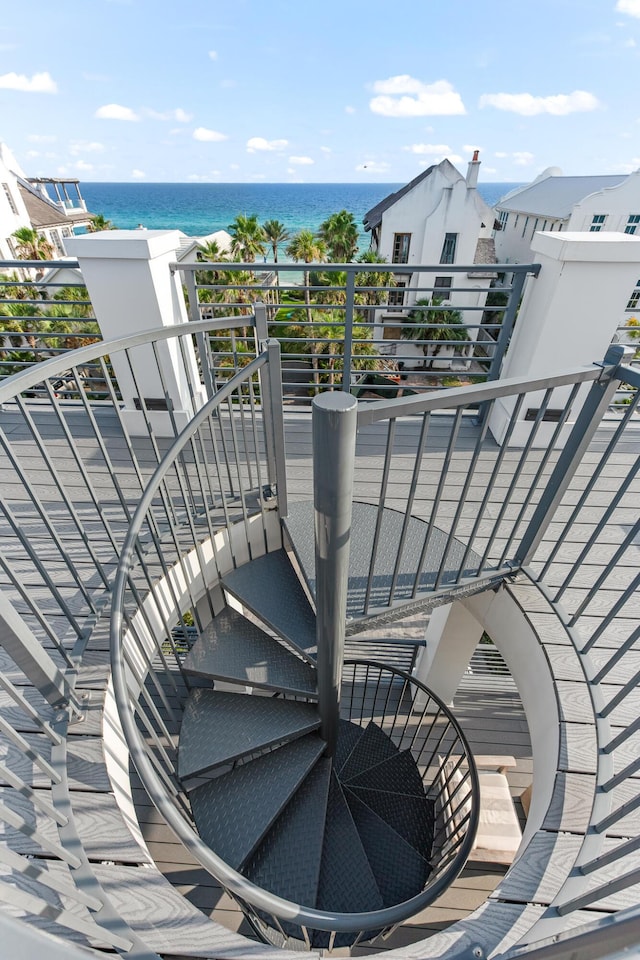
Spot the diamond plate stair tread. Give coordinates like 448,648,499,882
316,772,383,914
338,721,398,783
178,688,321,780
345,747,427,797
243,758,331,910
284,501,481,618
348,785,435,857
183,607,317,698
345,788,430,906
221,550,317,662
333,718,366,776
312,773,383,948
188,736,326,869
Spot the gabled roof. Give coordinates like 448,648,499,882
496,174,627,219
17,183,74,229
363,165,436,231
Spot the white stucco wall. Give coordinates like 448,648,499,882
0,143,31,260
372,160,496,365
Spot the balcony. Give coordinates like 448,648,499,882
0,233,638,959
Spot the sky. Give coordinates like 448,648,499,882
1,0,640,184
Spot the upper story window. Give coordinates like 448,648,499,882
440,233,457,264
590,214,607,232
498,210,509,230
392,233,411,264
625,215,640,235
434,276,453,297
522,216,529,237
627,280,640,310
2,183,18,215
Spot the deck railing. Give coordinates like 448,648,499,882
0,316,638,955
175,260,538,397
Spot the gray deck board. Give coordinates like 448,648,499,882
0,404,637,955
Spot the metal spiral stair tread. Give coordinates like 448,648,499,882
175,503,482,945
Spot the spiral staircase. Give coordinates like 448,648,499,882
174,498,476,948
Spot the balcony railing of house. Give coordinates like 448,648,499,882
3,253,638,419
174,260,539,398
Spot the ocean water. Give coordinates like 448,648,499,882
80,181,521,249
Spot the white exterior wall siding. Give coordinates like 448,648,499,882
373,159,496,356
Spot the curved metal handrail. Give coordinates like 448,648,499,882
109,355,480,937
0,312,258,405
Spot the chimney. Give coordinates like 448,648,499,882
466,149,480,188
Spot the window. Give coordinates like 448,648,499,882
522,216,529,238
2,183,18,215
388,280,406,307
434,276,453,297
590,214,606,232
625,215,640,235
627,280,640,310
392,233,411,264
440,233,458,264
498,210,509,230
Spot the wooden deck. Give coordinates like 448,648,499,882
0,399,637,955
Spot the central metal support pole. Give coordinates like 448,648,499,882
312,392,357,756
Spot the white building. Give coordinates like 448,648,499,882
493,167,640,264
363,153,497,309
363,154,498,369
0,141,92,261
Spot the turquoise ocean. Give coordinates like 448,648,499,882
80,182,520,252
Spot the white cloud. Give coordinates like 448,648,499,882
370,77,465,117
28,134,56,143
404,143,452,155
355,160,391,173
188,171,221,180
617,0,640,16
193,126,228,142
624,37,637,46
246,137,288,152
69,140,105,156
0,71,57,93
145,107,193,122
463,144,483,153
132,169,146,179
320,146,332,153
75,160,94,172
345,105,356,114
95,103,139,121
479,90,599,116
289,155,314,165
513,151,535,165
230,163,240,171
208,50,218,60
494,151,508,158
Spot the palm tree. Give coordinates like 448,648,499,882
262,220,290,263
87,214,116,233
355,250,394,321
318,209,359,262
286,231,326,303
228,214,266,263
285,232,327,387
12,227,54,262
402,297,470,369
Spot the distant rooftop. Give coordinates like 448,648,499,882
363,165,437,232
496,174,627,218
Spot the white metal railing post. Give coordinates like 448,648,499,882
312,392,357,755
